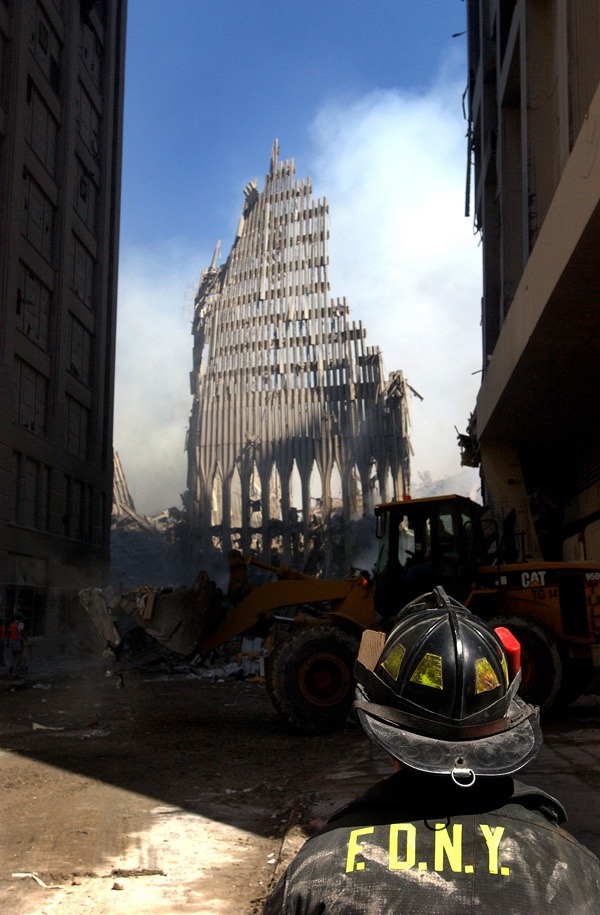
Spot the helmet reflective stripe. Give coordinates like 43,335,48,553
475,657,501,694
500,655,509,688
409,652,443,690
380,643,405,681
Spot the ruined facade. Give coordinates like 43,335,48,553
0,1,127,636
185,142,410,573
466,1,600,561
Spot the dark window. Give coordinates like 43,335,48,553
16,264,51,349
65,395,89,459
67,312,92,384
14,357,47,434
72,234,95,308
11,452,49,531
22,171,54,260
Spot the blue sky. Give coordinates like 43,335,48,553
114,1,481,513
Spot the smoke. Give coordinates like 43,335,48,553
113,240,204,514
308,53,481,494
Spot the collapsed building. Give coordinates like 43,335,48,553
111,451,187,592
184,142,411,574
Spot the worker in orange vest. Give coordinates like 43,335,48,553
8,610,26,677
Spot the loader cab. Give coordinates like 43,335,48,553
373,495,490,621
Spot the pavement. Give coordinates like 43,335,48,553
0,657,599,914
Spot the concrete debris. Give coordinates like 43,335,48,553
12,872,64,889
110,497,191,593
80,579,267,683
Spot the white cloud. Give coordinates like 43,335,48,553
113,239,203,513
309,56,482,492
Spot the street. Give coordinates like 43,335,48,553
0,663,599,914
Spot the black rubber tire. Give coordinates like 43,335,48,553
488,615,563,713
266,625,359,734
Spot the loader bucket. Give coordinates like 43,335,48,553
79,570,224,659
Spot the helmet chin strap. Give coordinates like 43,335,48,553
451,766,476,787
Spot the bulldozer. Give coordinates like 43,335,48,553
81,494,600,733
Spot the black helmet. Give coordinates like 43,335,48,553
354,587,542,784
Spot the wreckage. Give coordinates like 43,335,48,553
184,141,411,574
80,548,377,732
85,492,600,733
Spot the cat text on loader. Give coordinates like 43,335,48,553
373,494,600,713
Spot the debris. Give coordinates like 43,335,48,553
111,452,189,591
12,872,64,889
80,572,224,658
80,728,110,740
111,881,124,890
32,723,65,731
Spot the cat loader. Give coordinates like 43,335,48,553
81,494,600,733
372,494,600,714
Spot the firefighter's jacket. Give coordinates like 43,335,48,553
263,769,600,914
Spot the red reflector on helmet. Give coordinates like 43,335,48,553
494,626,521,679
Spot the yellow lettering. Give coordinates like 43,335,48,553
434,823,463,872
346,827,374,873
389,823,417,871
480,824,506,874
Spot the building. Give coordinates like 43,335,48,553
466,1,600,562
185,141,411,574
0,0,127,637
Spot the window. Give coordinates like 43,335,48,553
67,313,92,384
80,17,102,87
66,395,89,459
77,82,100,157
11,452,49,531
74,157,97,229
17,264,51,349
72,234,94,308
25,79,58,174
22,170,54,260
0,30,7,105
31,5,61,94
38,19,49,54
64,476,91,542
14,358,47,434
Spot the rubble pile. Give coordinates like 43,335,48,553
110,504,191,593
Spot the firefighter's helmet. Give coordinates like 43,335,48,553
354,587,542,784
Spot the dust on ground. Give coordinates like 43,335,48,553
0,661,389,914
1,660,599,914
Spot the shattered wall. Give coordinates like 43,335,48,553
111,452,189,592
185,142,410,574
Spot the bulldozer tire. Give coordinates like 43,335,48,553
488,615,562,713
266,625,359,734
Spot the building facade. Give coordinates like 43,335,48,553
466,0,600,561
185,142,410,574
0,0,126,636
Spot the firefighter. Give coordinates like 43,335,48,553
263,587,600,913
